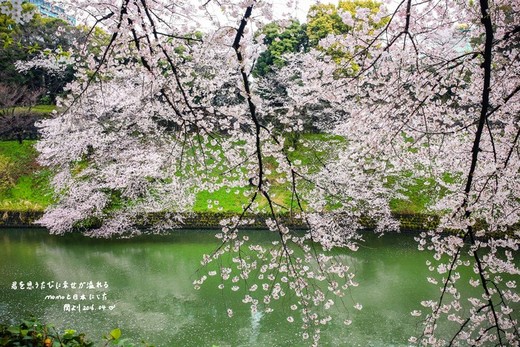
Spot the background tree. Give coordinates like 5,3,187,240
255,1,387,76
306,0,387,69
278,0,520,344
255,0,389,133
253,20,308,77
0,3,79,105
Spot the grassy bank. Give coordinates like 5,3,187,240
0,135,436,217
2,104,56,115
0,140,53,211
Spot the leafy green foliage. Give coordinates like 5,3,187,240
0,317,92,347
0,141,53,211
100,327,153,347
306,0,388,74
254,20,308,76
0,318,153,347
254,1,388,77
0,4,81,106
307,0,385,45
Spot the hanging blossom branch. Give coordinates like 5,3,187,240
193,4,368,346
31,1,366,344
259,0,519,345
15,49,73,76
331,0,520,344
422,0,518,344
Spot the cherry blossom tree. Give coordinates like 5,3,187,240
8,0,519,345
280,0,519,344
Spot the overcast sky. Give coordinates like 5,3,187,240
186,0,340,32
273,0,339,22
69,0,341,29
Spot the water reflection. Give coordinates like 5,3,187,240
35,240,206,343
248,310,263,346
0,229,474,346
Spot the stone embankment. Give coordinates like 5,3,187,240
0,210,440,231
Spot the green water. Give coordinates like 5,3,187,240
0,229,475,346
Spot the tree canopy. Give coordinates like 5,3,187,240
0,2,97,106
254,20,308,76
306,0,385,44
255,0,388,76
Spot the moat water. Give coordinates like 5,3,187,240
0,228,484,346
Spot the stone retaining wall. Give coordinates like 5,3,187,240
0,210,440,231
0,210,44,227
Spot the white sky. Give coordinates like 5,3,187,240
188,0,340,32
272,0,339,22
68,0,341,29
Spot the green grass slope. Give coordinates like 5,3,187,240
0,135,435,215
0,141,53,211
